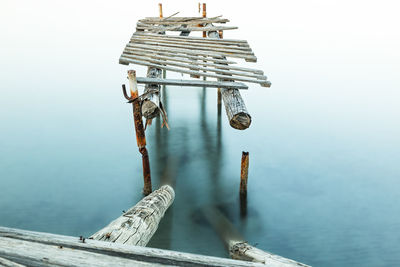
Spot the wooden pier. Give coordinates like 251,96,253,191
0,4,311,267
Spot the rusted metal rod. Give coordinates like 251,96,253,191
125,70,152,196
159,3,163,19
202,3,207,37
240,151,249,196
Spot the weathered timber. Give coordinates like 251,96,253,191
130,38,254,54
123,49,262,74
91,185,174,247
0,257,25,267
121,47,238,65
208,30,253,130
0,227,265,267
142,67,162,119
131,36,252,51
119,56,270,86
125,43,257,62
137,25,238,32
133,32,249,45
121,54,266,79
138,18,229,25
136,77,249,89
126,71,152,195
240,151,249,196
202,207,310,267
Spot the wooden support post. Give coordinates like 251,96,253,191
202,3,207,37
208,30,252,130
240,151,249,196
158,3,163,18
91,185,174,246
127,70,152,195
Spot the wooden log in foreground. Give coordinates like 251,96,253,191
208,30,252,130
91,185,174,247
202,206,310,267
0,256,25,267
0,227,265,267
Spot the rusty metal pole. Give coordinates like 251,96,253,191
240,151,249,196
202,3,207,37
159,3,163,18
127,70,152,196
217,30,223,111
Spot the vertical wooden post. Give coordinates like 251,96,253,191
128,70,152,196
240,151,249,196
159,3,163,18
202,3,207,37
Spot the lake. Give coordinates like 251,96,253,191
1,1,399,266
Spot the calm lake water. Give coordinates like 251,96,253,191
1,1,399,266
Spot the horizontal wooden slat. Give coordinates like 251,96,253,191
119,56,271,87
136,77,249,89
121,53,265,79
133,32,248,44
137,25,238,32
122,49,263,74
125,43,257,62
130,39,254,55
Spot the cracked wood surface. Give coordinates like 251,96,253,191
90,185,174,246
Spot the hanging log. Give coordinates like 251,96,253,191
142,67,162,119
91,185,174,247
208,30,252,130
201,206,310,266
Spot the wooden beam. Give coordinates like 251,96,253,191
123,49,262,74
136,77,249,89
125,43,257,62
133,32,249,44
0,257,26,267
131,36,252,51
0,227,265,267
136,25,238,32
119,56,271,86
202,207,311,267
121,46,238,65
142,67,162,119
121,53,266,79
91,185,174,246
129,39,255,55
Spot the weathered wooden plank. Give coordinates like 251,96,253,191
91,185,174,246
139,17,229,25
136,77,249,89
137,25,238,32
0,256,26,267
0,237,163,267
120,53,266,79
129,39,255,55
121,46,238,65
125,43,257,62
133,32,249,44
131,36,252,51
0,227,265,267
123,49,262,74
119,56,271,86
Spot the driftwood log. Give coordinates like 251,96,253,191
90,185,174,246
202,206,310,266
207,30,252,130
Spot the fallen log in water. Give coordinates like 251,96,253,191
207,30,252,130
202,206,310,266
90,185,174,246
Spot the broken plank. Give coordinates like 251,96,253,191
136,77,249,89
